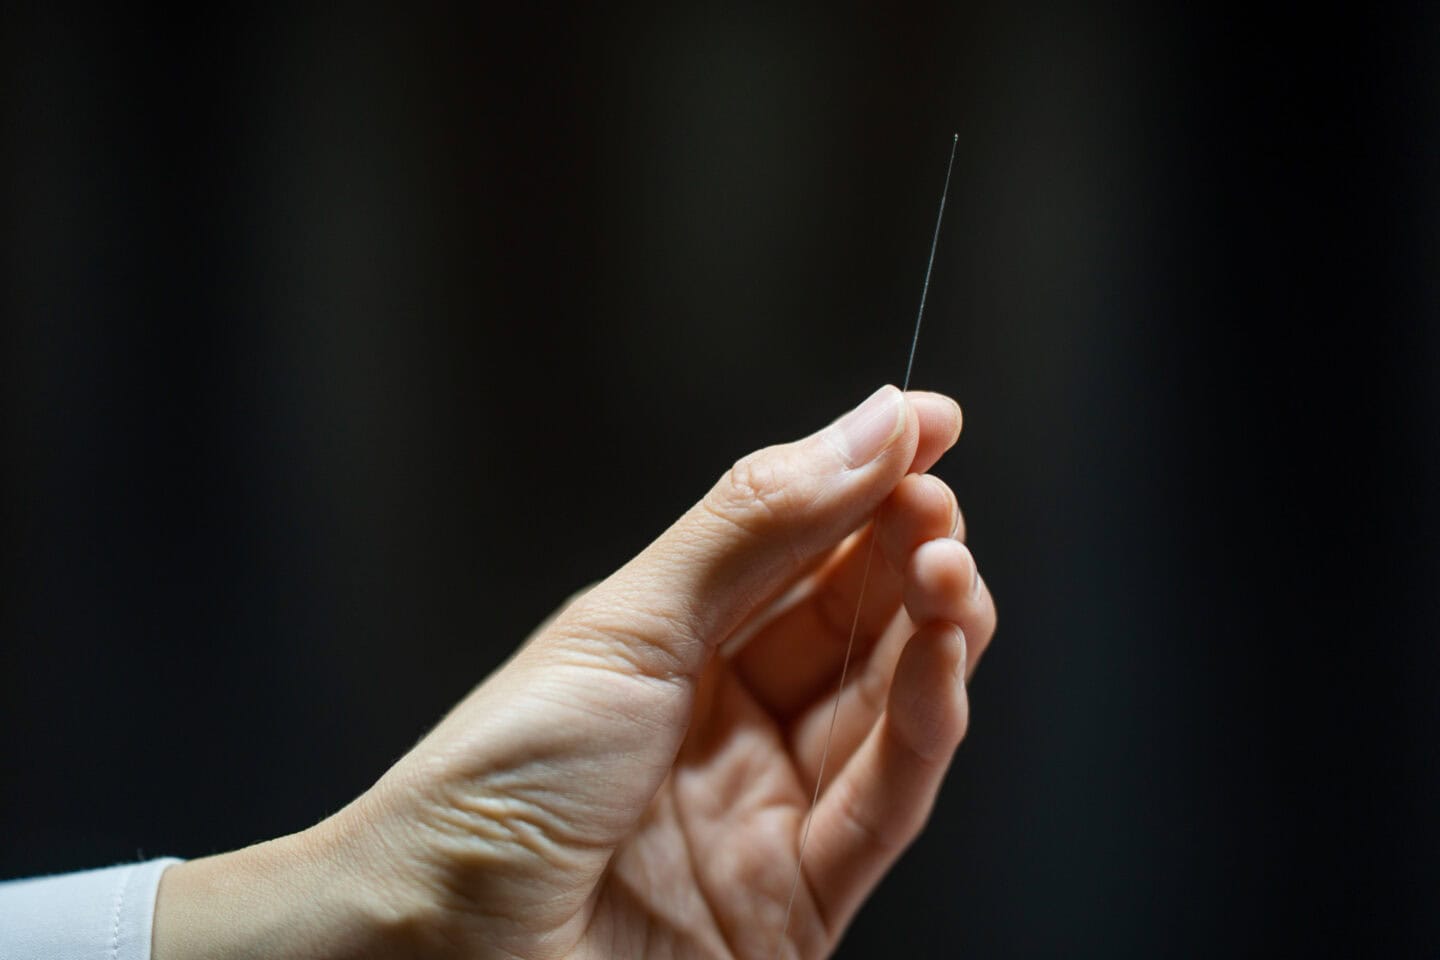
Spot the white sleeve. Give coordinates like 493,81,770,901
0,859,180,960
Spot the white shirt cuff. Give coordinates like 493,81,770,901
0,858,181,960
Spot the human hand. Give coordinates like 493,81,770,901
153,385,997,959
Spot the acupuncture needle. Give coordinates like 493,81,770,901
773,132,959,960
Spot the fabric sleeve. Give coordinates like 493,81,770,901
0,858,181,960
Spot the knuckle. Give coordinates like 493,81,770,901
706,447,809,534
835,776,921,853
854,667,889,719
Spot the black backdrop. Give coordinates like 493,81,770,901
3,4,1437,956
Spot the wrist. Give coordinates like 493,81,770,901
152,817,437,960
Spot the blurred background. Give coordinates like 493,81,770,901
2,3,1437,955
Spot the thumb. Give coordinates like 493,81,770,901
556,384,918,680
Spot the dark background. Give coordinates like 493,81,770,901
3,4,1437,956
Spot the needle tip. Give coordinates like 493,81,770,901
952,132,958,142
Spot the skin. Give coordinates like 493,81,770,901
151,385,998,960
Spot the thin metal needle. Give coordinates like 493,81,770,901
773,133,960,960
903,132,959,392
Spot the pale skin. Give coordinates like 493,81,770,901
152,385,998,959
